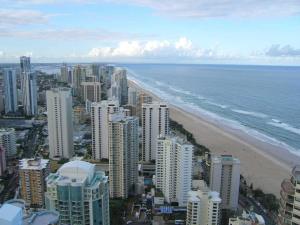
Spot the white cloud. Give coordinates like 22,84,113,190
265,44,300,57
0,9,49,26
0,27,146,40
3,0,300,18
87,37,235,61
175,37,192,50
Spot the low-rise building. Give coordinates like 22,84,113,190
186,182,221,225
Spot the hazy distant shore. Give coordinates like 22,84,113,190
129,79,300,197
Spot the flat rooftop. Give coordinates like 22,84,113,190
24,211,59,225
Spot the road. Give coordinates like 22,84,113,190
239,194,276,225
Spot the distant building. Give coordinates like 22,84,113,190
186,182,221,225
0,146,6,176
210,155,240,210
73,106,86,125
110,68,128,105
60,63,71,83
108,113,139,199
81,81,101,103
155,136,193,206
19,158,50,208
46,88,74,159
20,56,37,116
3,69,18,114
45,160,109,225
91,100,119,160
72,65,86,96
137,93,152,120
0,128,17,158
142,102,169,161
278,165,300,225
128,88,138,106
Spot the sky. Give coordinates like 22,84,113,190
0,0,300,65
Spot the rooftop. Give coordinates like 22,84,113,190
0,204,22,222
19,158,49,170
58,160,95,183
24,211,59,225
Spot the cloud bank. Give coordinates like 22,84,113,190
87,37,235,61
3,0,300,18
266,45,300,57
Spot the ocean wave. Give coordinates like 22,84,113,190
127,72,300,155
205,100,228,109
268,120,300,135
231,109,269,118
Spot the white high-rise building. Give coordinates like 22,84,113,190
142,102,169,161
186,182,221,225
0,128,17,158
108,113,139,199
45,160,110,225
210,155,240,210
3,69,18,114
20,56,37,116
81,81,101,103
46,88,74,159
91,100,119,160
155,136,193,206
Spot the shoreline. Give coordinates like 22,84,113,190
128,79,299,197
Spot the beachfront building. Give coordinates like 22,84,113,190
19,158,50,208
0,128,17,158
3,69,18,114
186,183,221,225
142,102,169,162
0,146,6,176
46,88,74,159
210,155,240,210
110,68,128,105
128,88,138,106
45,160,110,225
155,136,193,206
108,112,139,198
81,81,101,103
278,165,300,225
91,100,119,160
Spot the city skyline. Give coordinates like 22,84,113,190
0,0,299,65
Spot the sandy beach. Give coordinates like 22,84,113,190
129,80,300,197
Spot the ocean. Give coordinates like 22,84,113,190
123,64,300,154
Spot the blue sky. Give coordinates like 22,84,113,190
0,0,300,65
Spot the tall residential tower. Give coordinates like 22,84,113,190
46,88,74,159
142,102,169,161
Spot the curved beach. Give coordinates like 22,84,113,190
129,80,300,197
